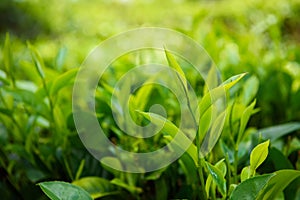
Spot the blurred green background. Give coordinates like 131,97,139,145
1,0,300,126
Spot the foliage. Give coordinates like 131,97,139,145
0,0,300,199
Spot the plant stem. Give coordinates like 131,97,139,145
198,158,207,200
233,150,238,183
225,152,231,193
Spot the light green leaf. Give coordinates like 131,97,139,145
3,33,14,85
101,157,123,175
230,174,274,200
138,111,198,165
205,161,227,196
236,99,256,147
240,166,251,182
223,73,247,90
198,105,212,144
72,177,118,199
257,170,300,200
38,181,92,200
199,73,246,115
250,140,270,175
50,68,78,96
205,174,214,197
241,75,259,105
205,159,226,197
28,42,46,79
164,48,187,90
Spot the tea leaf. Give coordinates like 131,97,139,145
138,111,198,165
3,33,15,85
50,68,78,96
259,122,300,142
199,73,246,115
205,159,227,197
257,170,300,200
240,166,251,182
230,174,274,200
205,161,227,196
164,48,187,90
241,75,259,105
250,140,270,175
39,181,92,200
27,42,46,80
236,99,256,147
73,177,118,199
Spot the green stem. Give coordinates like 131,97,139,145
225,152,231,194
233,150,239,183
198,159,207,200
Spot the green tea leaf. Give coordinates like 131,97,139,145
72,177,117,199
240,166,250,182
164,48,187,89
205,159,227,197
223,73,247,90
205,161,227,196
241,75,259,105
230,174,274,200
258,122,300,142
50,68,78,96
250,140,270,175
236,99,256,147
28,42,46,80
199,73,246,115
257,170,300,200
3,33,15,85
138,111,198,165
38,181,92,200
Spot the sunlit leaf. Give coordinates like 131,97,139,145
138,111,198,165
199,73,246,115
236,99,256,147
50,68,78,96
250,140,270,176
28,42,46,79
240,166,250,182
164,48,187,90
72,177,118,199
241,75,259,105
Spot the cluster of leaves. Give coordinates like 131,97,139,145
1,33,300,200
1,0,300,199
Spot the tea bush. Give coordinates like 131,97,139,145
0,0,300,199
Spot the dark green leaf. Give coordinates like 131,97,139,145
38,181,92,200
230,174,274,200
205,161,227,196
259,122,300,142
257,170,300,200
